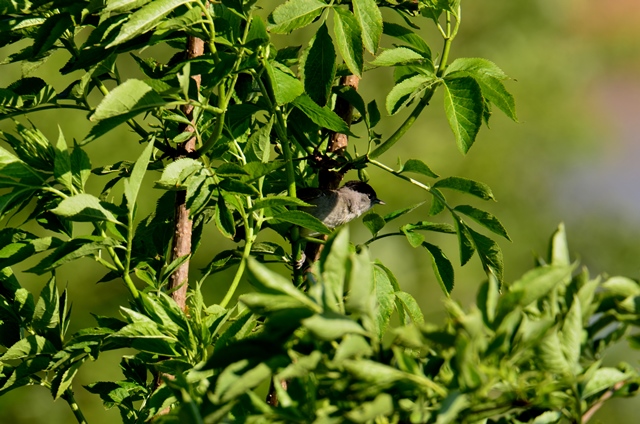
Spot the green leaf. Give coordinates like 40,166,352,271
442,76,483,154
247,258,321,312
433,176,495,200
395,291,424,324
582,368,630,399
244,119,272,163
265,60,304,106
271,210,331,235
292,94,352,135
71,144,91,191
372,265,395,338
251,196,311,211
371,47,427,67
302,313,367,341
468,226,504,285
53,127,73,192
454,205,510,240
91,79,168,121
0,233,62,270
155,158,201,190
507,266,574,308
32,276,60,333
402,221,456,234
51,359,85,401
362,212,385,236
106,0,192,48
218,179,259,196
429,188,446,215
561,297,582,374
301,23,336,106
402,229,424,248
453,219,475,266
383,202,425,223
319,228,350,313
445,57,509,80
267,0,327,34
214,195,235,239
32,13,73,58
26,236,120,275
0,335,56,361
401,158,439,178
124,140,154,210
537,329,570,374
436,391,470,424
382,22,431,57
422,242,454,295
50,194,121,224
353,0,382,54
549,222,570,266
333,7,363,77
240,293,312,315
386,74,435,115
102,0,153,14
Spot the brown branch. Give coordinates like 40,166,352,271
168,36,204,310
582,380,626,423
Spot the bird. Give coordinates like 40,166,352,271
298,180,384,232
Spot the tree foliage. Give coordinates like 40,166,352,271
0,0,639,423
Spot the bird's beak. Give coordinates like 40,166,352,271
375,199,385,205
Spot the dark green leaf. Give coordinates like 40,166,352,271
382,22,431,57
32,13,72,58
155,158,202,190
333,7,363,77
267,0,327,34
27,236,120,275
402,221,456,234
468,226,504,284
301,23,336,106
402,229,424,248
442,76,483,154
454,204,510,240
422,242,455,295
433,176,495,200
244,119,272,163
292,94,353,135
353,0,382,54
363,212,385,236
453,219,475,266
50,359,85,401
32,276,59,333
214,195,235,239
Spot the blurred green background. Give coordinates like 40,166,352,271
1,0,639,422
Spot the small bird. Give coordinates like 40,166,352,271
298,180,384,231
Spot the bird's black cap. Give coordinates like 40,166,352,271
342,181,384,205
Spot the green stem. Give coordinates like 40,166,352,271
62,389,88,424
255,61,303,284
219,227,253,308
362,232,404,247
0,104,90,121
369,90,436,159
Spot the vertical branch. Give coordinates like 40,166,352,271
169,36,204,310
305,74,361,265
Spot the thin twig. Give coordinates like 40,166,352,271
582,380,626,423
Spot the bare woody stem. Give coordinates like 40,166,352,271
168,36,204,310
